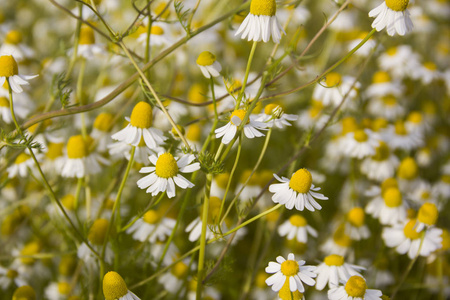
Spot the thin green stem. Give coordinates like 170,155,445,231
236,41,258,108
200,78,219,154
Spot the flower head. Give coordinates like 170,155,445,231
215,109,267,144
103,271,140,300
0,54,38,93
369,0,413,36
196,51,222,78
328,275,382,300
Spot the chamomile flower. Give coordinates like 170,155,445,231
269,168,328,211
0,30,34,61
0,54,37,93
365,71,404,99
185,196,223,242
367,95,405,121
347,31,377,57
78,219,113,269
0,265,26,290
265,253,316,293
414,202,439,232
320,225,353,257
137,24,171,47
196,51,222,78
328,275,382,300
137,152,200,198
345,207,370,240
235,0,285,43
108,137,159,164
0,94,30,123
366,186,407,225
7,152,38,178
408,181,437,205
341,129,380,159
312,73,359,108
314,255,365,290
385,120,423,151
382,219,443,259
103,271,140,300
126,209,175,243
277,215,318,243
158,260,191,293
397,157,421,190
377,45,421,78
12,285,36,300
45,281,75,300
111,101,167,149
277,280,305,300
369,0,413,36
411,61,442,85
91,112,115,153
76,26,105,59
215,109,267,144
256,103,298,129
296,100,328,130
360,141,399,181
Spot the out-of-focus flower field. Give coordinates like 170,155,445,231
0,0,449,299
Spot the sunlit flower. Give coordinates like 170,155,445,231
7,152,39,179
196,51,222,78
137,24,171,47
314,255,365,290
414,202,439,232
366,71,404,99
312,73,359,108
185,196,223,242
215,109,267,144
366,186,407,225
369,0,413,36
377,45,421,78
12,286,36,300
265,253,316,293
0,265,26,290
256,103,298,129
91,112,115,153
103,271,140,300
269,168,328,211
328,275,382,300
126,209,175,243
384,120,423,151
277,215,318,243
0,54,37,93
367,95,405,121
345,207,370,240
320,225,353,257
235,0,285,43
78,219,113,270
360,141,399,181
137,152,200,198
158,260,191,293
340,129,380,159
45,281,77,300
76,26,105,59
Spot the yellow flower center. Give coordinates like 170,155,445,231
171,261,189,278
143,210,160,224
325,72,342,87
154,2,170,19
417,203,438,226
264,103,281,115
278,280,303,300
0,55,19,77
230,109,248,125
385,0,409,11
79,26,95,45
59,255,77,277
280,259,299,277
46,142,64,160
67,135,87,159
383,187,402,208
372,141,390,161
442,175,450,184
403,219,421,239
265,209,280,222
394,120,407,135
324,254,345,266
386,47,397,56
334,231,352,247
58,282,71,295
239,169,260,185
6,30,23,44
7,269,18,279
255,272,267,288
13,286,36,300
15,153,30,164
103,271,128,300
309,101,323,118
171,124,185,138
0,96,9,107
93,112,114,132
341,117,358,135
20,242,41,265
188,83,207,103
155,153,179,178
382,95,397,106
420,191,430,201
250,0,277,16
289,215,307,227
186,124,202,141
381,178,398,196
151,25,164,35
407,111,422,124
345,276,367,297
373,118,388,132
88,219,109,245
348,207,365,227
214,173,230,189
423,62,437,71
196,51,216,66
61,194,76,211
373,71,391,83
130,101,153,129
289,168,312,194
354,130,368,142
398,157,418,180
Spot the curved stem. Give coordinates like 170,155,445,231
236,41,258,109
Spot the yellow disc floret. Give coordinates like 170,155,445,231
398,157,418,180
79,26,95,45
354,130,369,142
13,286,36,300
143,210,160,224
61,194,76,211
171,261,189,278
280,259,299,276
381,178,398,196
372,71,391,83
20,241,41,265
394,120,407,135
214,173,230,189
46,142,64,160
250,0,277,16
423,62,437,71
347,207,365,227
383,187,402,208
372,141,390,161
5,30,23,44
289,215,307,227
278,280,303,300
67,135,87,159
230,109,248,125
130,101,153,129
0,96,9,107
264,103,281,115
407,111,422,124
93,112,114,132
345,276,367,297
325,72,342,87
417,202,438,226
103,271,128,300
151,25,164,35
58,282,71,295
15,153,30,165
324,254,345,266
196,51,216,66
155,153,179,178
341,117,358,135
385,0,409,11
382,95,397,106
289,168,312,194
403,219,421,239
0,55,19,77
88,219,109,245
186,124,202,141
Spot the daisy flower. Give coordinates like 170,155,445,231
103,271,140,300
360,141,399,182
0,94,31,123
347,31,377,57
269,168,328,211
314,255,365,290
126,209,175,243
312,73,359,108
0,30,34,62
45,281,75,300
210,172,230,198
377,45,421,78
196,51,222,78
137,24,171,47
277,215,318,243
256,103,298,129
277,280,304,300
108,137,160,165
320,225,353,257
186,196,223,242
414,202,439,232
369,0,413,36
111,101,167,149
12,286,36,300
382,219,443,259
0,54,37,93
235,0,285,43
158,261,191,293
408,181,437,205
78,219,113,270
385,120,423,151
341,129,380,159
411,61,442,85
328,275,382,300
0,265,26,290
345,207,370,240
76,26,105,59
366,186,407,225
90,112,114,153
137,152,200,198
296,100,328,130
215,109,267,145
367,95,405,121
365,71,404,99
7,152,38,178
397,157,421,190
265,253,316,293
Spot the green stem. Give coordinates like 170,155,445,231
236,41,258,109
200,78,219,154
